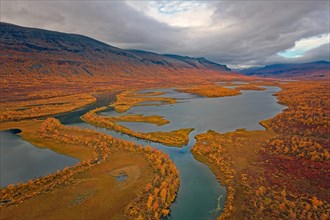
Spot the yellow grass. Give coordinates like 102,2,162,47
177,85,241,97
0,120,93,160
0,118,180,219
112,90,176,113
0,151,154,220
192,129,329,219
82,107,193,147
191,129,273,219
0,94,96,122
109,114,169,126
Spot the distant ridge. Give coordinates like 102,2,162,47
0,22,243,101
238,61,330,79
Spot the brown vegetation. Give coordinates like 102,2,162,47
1,151,153,220
191,81,330,219
112,90,176,113
1,22,249,102
0,94,96,122
192,129,330,219
265,81,329,138
177,85,241,97
0,118,179,219
109,114,169,126
82,107,193,147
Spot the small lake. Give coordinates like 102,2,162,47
63,86,285,220
0,129,78,187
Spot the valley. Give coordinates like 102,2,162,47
0,21,329,220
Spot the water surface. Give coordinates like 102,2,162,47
62,86,285,220
0,129,78,187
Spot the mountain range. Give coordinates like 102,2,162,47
238,61,329,78
0,22,244,101
1,22,328,102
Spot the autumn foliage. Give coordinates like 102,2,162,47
265,82,329,137
82,107,193,147
0,118,179,219
262,81,329,161
125,146,179,219
177,85,241,97
112,90,176,113
0,94,96,122
109,114,169,126
192,130,236,219
191,81,330,219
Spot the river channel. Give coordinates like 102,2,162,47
1,86,285,219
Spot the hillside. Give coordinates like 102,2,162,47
0,22,242,102
238,61,330,79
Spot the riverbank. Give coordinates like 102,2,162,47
176,84,241,97
82,106,193,147
0,150,154,220
112,90,177,113
0,118,180,219
108,114,170,126
0,94,96,123
1,81,308,220
191,81,330,219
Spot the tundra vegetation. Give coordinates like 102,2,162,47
1,80,329,220
191,81,330,219
108,114,170,126
0,94,96,122
112,90,176,113
0,118,179,219
82,107,193,147
176,84,241,97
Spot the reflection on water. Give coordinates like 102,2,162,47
103,87,284,134
64,86,285,220
0,130,78,187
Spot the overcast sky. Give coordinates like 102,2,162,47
1,0,329,68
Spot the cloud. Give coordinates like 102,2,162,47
278,33,330,58
1,0,329,68
283,43,330,63
126,1,215,28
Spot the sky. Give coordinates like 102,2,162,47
1,0,329,68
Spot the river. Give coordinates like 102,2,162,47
1,87,285,219
62,86,285,220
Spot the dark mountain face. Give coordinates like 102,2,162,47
0,22,241,101
238,61,330,79
0,22,231,71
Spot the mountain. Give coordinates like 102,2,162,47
0,22,243,101
238,61,330,79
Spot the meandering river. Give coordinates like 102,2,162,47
65,86,285,219
1,87,285,219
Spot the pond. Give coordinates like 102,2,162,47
63,86,285,220
0,129,78,187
